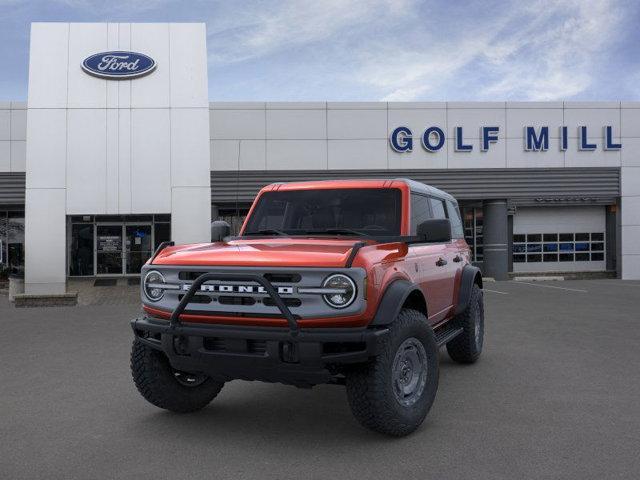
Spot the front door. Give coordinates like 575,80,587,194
96,225,123,275
125,225,152,274
95,223,153,276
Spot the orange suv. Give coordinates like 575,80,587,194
130,179,484,436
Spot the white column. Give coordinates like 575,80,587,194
621,104,640,279
621,167,640,279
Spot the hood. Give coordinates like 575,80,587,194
151,238,368,268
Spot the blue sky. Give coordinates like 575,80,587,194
1,0,639,101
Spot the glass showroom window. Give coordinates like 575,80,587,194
462,207,483,262
0,211,6,272
2,211,25,274
219,208,249,235
512,232,605,263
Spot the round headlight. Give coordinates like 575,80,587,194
143,270,165,302
322,274,356,309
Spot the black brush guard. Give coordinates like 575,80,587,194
168,272,300,337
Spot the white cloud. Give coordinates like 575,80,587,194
355,0,625,101
207,0,410,65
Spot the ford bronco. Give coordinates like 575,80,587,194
130,179,484,436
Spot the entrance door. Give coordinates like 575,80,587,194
96,225,123,275
125,225,152,274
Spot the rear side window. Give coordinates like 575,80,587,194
410,194,432,234
445,200,464,238
429,198,447,219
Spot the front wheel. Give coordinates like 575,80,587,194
131,339,224,413
345,309,439,436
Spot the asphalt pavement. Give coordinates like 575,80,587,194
1,279,639,480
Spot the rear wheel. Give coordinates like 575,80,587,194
345,308,439,436
131,339,224,413
446,283,484,363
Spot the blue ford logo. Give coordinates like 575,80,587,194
82,51,156,79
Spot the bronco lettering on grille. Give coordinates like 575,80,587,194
181,284,294,295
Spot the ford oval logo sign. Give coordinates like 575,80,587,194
82,51,156,80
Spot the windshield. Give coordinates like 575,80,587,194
243,188,402,236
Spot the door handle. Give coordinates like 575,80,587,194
453,255,462,263
436,257,448,267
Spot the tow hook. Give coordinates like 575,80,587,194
280,341,299,363
173,335,190,355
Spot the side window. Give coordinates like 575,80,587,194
429,197,447,219
410,194,431,234
446,200,464,238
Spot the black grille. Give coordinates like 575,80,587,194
177,271,301,282
247,339,267,355
323,342,367,355
177,294,212,304
203,337,225,351
263,297,302,307
263,273,301,283
202,337,267,356
218,296,256,306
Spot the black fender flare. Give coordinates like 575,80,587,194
370,279,425,326
454,265,483,315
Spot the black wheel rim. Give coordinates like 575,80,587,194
172,370,207,387
392,337,428,407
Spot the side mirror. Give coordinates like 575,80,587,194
211,220,231,242
417,218,451,243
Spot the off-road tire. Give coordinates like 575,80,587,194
131,339,224,413
345,309,439,436
446,283,484,364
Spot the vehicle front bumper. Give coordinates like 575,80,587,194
131,316,389,387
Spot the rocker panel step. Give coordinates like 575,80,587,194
434,326,463,347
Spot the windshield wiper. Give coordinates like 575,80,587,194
304,228,366,236
244,229,288,236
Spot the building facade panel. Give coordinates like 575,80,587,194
621,107,640,138
266,109,327,140
327,109,387,139
24,109,67,188
169,23,209,108
130,108,171,213
130,23,171,108
24,187,66,294
328,139,387,169
10,108,26,141
27,23,69,108
10,141,26,173
266,140,327,170
0,109,11,140
210,109,265,140
67,23,108,109
66,108,108,214
621,138,640,166
170,107,211,188
0,142,9,171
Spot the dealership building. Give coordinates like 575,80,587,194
1,22,640,296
